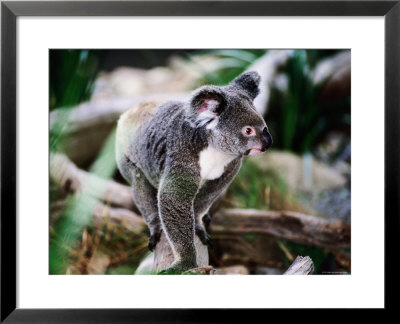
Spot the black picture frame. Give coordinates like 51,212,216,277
1,0,398,322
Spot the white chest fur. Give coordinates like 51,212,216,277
198,146,236,181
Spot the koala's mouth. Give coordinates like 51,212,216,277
245,148,264,156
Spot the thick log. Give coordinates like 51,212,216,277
211,209,350,249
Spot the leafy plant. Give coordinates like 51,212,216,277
50,50,104,111
189,49,267,85
268,49,350,154
50,129,118,274
226,159,288,210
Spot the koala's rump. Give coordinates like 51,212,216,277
116,101,160,162
116,100,184,187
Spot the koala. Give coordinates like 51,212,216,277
115,71,272,272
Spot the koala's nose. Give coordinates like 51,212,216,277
261,128,273,151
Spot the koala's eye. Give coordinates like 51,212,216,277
242,126,256,137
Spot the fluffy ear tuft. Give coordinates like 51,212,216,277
190,86,226,128
231,71,261,100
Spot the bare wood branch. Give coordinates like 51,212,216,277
50,153,138,212
283,256,314,275
50,153,349,251
210,265,249,275
50,154,347,273
246,50,294,115
312,51,351,86
210,209,350,249
50,94,187,134
50,198,146,233
91,202,146,232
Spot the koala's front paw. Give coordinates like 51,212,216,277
195,225,213,249
148,228,162,251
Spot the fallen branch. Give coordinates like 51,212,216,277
50,154,348,274
139,252,313,275
91,202,146,232
50,94,187,134
283,256,314,275
50,199,146,233
50,153,138,212
211,209,350,249
50,155,350,250
50,154,349,250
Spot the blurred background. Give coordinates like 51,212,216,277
49,49,351,275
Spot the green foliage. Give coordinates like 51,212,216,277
268,49,350,154
226,159,287,210
278,239,330,274
242,233,258,242
49,50,104,152
49,194,96,274
305,49,342,68
158,269,186,275
50,129,118,274
106,265,137,275
50,50,104,111
189,49,267,85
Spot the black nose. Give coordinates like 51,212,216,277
261,128,273,151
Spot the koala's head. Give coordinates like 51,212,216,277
189,71,272,156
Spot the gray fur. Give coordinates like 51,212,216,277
116,71,272,271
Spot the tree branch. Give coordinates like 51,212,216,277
210,208,350,249
50,153,138,212
283,256,314,275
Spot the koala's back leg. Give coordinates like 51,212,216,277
127,159,162,251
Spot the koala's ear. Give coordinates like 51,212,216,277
191,86,226,115
231,71,261,100
189,86,226,128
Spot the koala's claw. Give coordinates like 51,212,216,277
148,230,162,251
202,213,211,227
195,226,213,249
206,236,214,249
